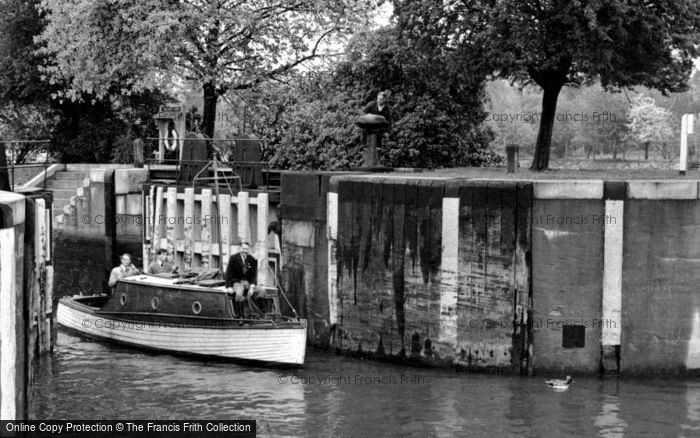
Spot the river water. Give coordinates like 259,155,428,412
30,332,700,437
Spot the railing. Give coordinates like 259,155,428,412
143,136,269,162
145,158,276,189
0,140,55,191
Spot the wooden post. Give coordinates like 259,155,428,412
201,188,213,268
183,188,195,272
143,185,155,270
237,191,250,244
218,193,232,270
152,186,164,252
256,193,269,287
165,187,177,262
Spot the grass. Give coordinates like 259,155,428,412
382,158,693,180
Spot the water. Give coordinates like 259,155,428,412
31,332,700,437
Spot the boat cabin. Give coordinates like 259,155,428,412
100,275,283,323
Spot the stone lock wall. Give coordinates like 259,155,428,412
327,176,533,371
276,172,700,375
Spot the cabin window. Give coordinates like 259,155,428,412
192,301,202,315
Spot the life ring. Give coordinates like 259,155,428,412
165,129,178,152
192,301,202,315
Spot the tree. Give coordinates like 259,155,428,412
38,0,379,146
483,80,538,152
396,0,700,170
626,95,677,160
244,27,501,169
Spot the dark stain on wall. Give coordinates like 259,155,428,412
335,178,446,361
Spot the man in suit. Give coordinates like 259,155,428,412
363,91,392,126
225,242,258,316
362,91,392,150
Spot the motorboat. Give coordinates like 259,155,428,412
56,274,307,366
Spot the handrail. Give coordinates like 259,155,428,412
0,140,53,191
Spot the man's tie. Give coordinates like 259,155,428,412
242,255,247,273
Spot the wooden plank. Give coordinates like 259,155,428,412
218,193,232,271
165,187,177,264
142,188,151,270
200,188,212,268
256,193,270,287
237,191,250,245
183,188,195,273
152,186,164,253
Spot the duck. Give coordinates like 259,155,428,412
545,375,573,391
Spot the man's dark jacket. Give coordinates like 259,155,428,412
224,252,257,287
363,101,392,126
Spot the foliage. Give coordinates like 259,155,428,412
245,27,501,170
396,0,700,169
626,95,678,159
0,0,170,164
38,0,379,139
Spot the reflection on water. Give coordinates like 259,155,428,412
593,395,626,438
29,333,700,437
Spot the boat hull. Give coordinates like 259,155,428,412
57,297,307,366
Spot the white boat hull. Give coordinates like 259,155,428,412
57,300,307,365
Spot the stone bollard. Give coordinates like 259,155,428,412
506,145,519,173
356,114,392,171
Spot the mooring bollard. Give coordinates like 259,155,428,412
506,145,519,173
356,114,392,171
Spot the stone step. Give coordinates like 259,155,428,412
54,171,88,180
50,188,77,200
46,179,85,189
53,197,71,209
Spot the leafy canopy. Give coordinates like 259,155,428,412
396,0,700,169
38,0,379,99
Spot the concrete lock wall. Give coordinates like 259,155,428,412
294,175,700,375
0,190,54,420
325,175,533,371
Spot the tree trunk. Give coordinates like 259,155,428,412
644,142,649,160
202,82,218,157
530,84,563,171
